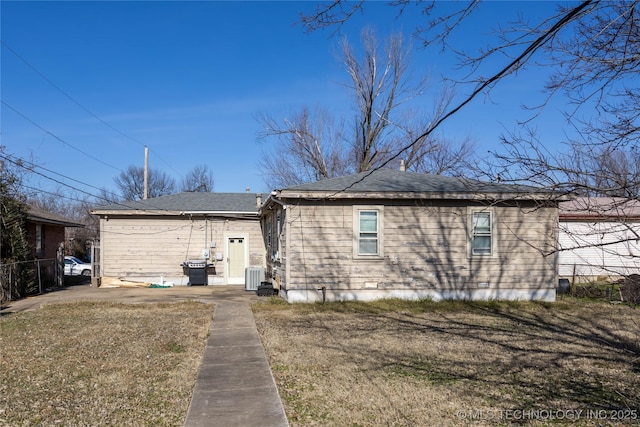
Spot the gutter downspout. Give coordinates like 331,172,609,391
285,201,291,302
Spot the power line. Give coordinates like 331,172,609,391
20,184,95,205
1,41,182,177
321,1,596,198
2,153,170,212
1,41,146,147
19,184,198,240
0,153,120,200
3,154,113,202
1,100,125,173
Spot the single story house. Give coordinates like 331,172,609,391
559,197,640,281
260,169,564,303
90,192,265,286
27,205,84,260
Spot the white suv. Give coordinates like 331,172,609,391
64,256,92,277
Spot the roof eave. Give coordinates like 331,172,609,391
27,215,85,228
258,193,286,214
91,209,181,216
560,214,640,221
277,190,564,201
182,210,259,217
90,209,258,217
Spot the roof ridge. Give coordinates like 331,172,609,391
91,191,263,213
279,168,546,194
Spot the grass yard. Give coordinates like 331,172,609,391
253,297,640,427
0,301,212,426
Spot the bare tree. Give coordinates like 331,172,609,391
29,191,76,220
411,135,476,176
590,146,640,198
344,30,416,172
257,106,350,188
300,1,639,198
491,130,640,198
114,166,176,201
96,187,122,205
180,164,215,192
476,1,639,199
299,2,640,299
258,29,473,187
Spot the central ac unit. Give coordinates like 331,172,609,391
245,267,265,291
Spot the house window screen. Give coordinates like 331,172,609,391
472,212,492,255
359,211,379,255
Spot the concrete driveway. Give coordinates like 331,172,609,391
1,284,262,314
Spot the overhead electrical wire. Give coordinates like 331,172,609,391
19,183,199,241
20,183,96,205
1,153,121,200
0,107,180,212
3,153,118,203
1,100,124,173
1,41,145,146
1,153,172,212
1,40,182,177
314,0,597,199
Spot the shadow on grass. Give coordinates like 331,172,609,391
260,297,640,419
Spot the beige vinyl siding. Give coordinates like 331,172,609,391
99,215,264,281
279,200,557,292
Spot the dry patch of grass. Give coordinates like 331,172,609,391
0,301,212,426
253,297,640,426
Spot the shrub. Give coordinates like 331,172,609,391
572,283,607,299
621,274,640,305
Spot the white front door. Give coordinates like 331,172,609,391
227,237,246,285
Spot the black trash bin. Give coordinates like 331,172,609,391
184,259,208,286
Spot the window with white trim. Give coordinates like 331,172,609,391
353,206,384,259
359,211,378,255
471,211,492,255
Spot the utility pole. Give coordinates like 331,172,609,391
143,146,149,200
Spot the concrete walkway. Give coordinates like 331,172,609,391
183,301,289,427
2,284,289,426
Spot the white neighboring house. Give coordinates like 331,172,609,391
559,197,640,281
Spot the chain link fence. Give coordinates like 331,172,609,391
0,255,64,305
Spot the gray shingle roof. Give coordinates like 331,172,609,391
91,192,264,213
28,205,84,227
281,169,544,194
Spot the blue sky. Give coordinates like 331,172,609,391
2,1,567,200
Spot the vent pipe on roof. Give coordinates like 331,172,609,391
399,159,405,172
245,187,250,193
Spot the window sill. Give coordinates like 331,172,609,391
353,254,385,261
